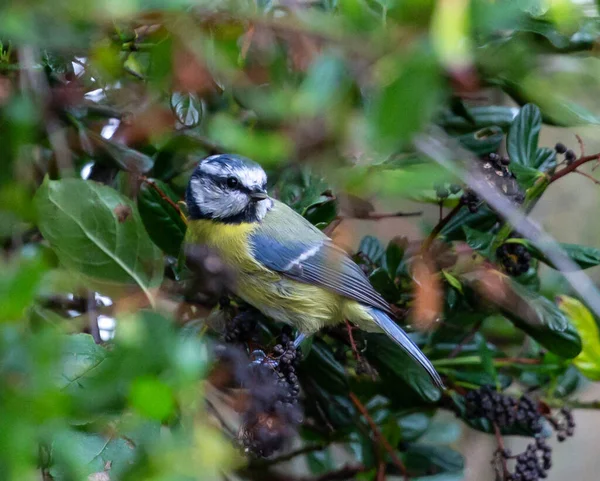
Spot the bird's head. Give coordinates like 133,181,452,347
186,154,273,224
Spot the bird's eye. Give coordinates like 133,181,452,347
226,177,238,188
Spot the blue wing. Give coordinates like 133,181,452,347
249,200,395,317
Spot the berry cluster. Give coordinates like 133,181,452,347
465,386,541,434
464,387,576,481
549,407,576,442
555,143,577,165
434,182,462,200
499,437,553,481
496,242,532,276
460,189,481,213
239,327,303,457
224,308,259,345
271,326,302,405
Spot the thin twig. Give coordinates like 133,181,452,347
349,392,409,481
576,134,585,158
421,203,463,252
493,423,510,480
344,319,361,362
250,443,328,467
447,320,483,359
88,291,101,344
574,169,600,185
549,151,600,183
141,178,188,224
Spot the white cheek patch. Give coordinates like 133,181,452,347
255,198,273,221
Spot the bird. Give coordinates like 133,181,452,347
184,154,444,389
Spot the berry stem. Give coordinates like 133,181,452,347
493,423,511,480
421,203,463,252
349,392,409,481
549,151,600,184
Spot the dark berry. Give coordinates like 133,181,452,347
555,142,567,154
565,150,577,163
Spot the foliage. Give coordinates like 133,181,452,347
1,1,600,481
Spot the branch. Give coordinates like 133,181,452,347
549,151,600,184
349,392,409,481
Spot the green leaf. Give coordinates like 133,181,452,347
35,178,163,301
89,131,154,173
300,341,349,395
58,334,107,391
364,333,441,403
510,162,544,189
557,296,600,380
456,126,504,155
171,92,204,128
507,104,542,167
358,236,385,264
405,444,464,474
369,267,401,302
462,226,494,255
383,241,404,278
129,376,175,420
441,205,497,240
412,474,464,481
465,273,582,358
508,238,600,270
436,105,517,132
553,365,582,398
534,147,557,171
137,179,187,257
475,332,497,382
303,198,337,226
0,248,49,322
370,49,442,150
441,270,463,294
49,430,135,480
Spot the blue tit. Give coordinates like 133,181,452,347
184,154,444,389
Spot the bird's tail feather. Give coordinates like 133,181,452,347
368,307,445,389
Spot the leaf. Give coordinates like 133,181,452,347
436,106,517,132
441,205,497,240
553,365,583,398
475,332,497,382
370,49,442,150
58,334,107,391
509,238,600,270
137,179,187,257
456,126,504,155
88,131,155,173
303,197,337,226
383,241,404,278
507,104,542,167
405,444,464,474
49,430,135,480
510,163,544,189
358,235,385,264
0,248,49,322
462,226,494,255
534,147,557,171
35,178,163,300
412,474,464,481
300,340,349,395
364,333,441,403
557,296,600,380
441,270,463,294
171,92,204,128
369,267,401,302
462,271,582,358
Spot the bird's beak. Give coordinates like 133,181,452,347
250,190,269,201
